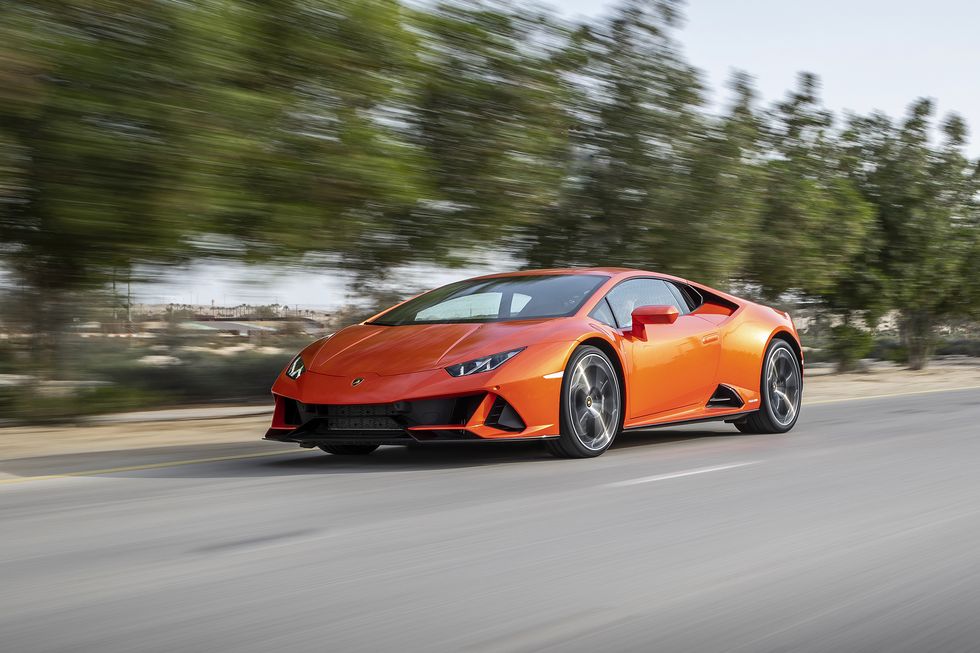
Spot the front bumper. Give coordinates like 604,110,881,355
266,341,571,444
266,392,541,445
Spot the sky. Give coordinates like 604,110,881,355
563,0,978,140
139,0,979,309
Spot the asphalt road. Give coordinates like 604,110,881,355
3,388,980,652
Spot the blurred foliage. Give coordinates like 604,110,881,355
0,0,978,383
840,102,980,369
0,384,159,424
93,349,294,403
0,336,308,422
827,324,874,373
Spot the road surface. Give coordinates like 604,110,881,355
2,388,980,652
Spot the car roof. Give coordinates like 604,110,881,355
472,267,690,284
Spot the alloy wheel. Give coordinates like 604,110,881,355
766,347,801,427
567,353,620,451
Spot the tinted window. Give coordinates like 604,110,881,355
605,278,685,329
588,297,617,327
667,283,693,314
370,275,608,326
674,283,703,311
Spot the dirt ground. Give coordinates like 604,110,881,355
802,358,980,403
2,359,978,465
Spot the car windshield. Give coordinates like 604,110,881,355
369,274,609,326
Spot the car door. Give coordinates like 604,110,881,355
604,278,721,419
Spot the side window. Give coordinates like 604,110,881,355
605,279,685,329
667,283,693,314
588,297,617,327
510,293,532,314
673,283,703,312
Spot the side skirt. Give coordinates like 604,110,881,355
623,410,756,432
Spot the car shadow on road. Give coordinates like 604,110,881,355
0,440,552,481
0,425,747,482
611,425,745,450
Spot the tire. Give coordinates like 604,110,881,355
319,444,380,455
735,339,802,434
547,345,622,458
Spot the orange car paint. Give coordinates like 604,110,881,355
268,268,802,440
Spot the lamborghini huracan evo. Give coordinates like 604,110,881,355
265,268,803,458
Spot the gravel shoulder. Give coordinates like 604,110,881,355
803,358,980,403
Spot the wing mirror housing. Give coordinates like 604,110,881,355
630,304,679,339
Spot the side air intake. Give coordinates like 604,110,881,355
707,384,745,409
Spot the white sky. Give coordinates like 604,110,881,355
565,0,978,145
140,0,978,308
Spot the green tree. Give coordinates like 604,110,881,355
658,71,766,286
0,1,433,362
523,0,709,271
748,74,875,302
742,74,884,371
843,100,979,368
0,1,193,359
176,0,429,271
409,1,572,264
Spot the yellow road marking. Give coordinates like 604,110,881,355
804,384,980,406
1,384,979,487
0,450,302,486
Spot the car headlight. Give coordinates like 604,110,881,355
445,348,525,377
285,354,305,380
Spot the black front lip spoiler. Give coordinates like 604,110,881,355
264,424,557,446
266,408,758,447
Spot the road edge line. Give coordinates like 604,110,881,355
0,450,303,486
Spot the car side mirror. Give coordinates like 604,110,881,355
630,304,679,338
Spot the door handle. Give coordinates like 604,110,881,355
701,333,720,345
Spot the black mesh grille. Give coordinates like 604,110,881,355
292,393,486,433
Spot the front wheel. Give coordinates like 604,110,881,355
736,339,802,434
319,444,379,456
547,345,622,458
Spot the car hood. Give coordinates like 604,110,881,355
307,320,561,377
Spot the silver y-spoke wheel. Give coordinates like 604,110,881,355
736,339,803,435
766,347,801,426
550,346,622,458
569,353,620,451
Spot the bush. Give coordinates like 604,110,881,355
828,324,874,372
935,339,980,357
868,337,906,364
0,384,161,423
97,350,290,404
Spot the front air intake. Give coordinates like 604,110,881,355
283,397,302,426
485,396,526,432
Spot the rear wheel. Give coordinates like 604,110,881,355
319,444,379,455
736,339,802,434
547,346,622,458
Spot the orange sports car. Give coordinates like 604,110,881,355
265,268,803,458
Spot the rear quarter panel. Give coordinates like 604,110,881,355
713,301,801,400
